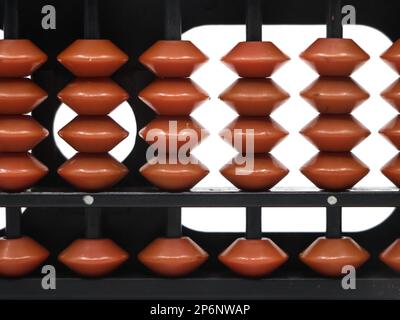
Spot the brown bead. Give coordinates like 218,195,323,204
380,239,400,272
0,115,49,152
301,77,369,114
0,236,49,277
58,153,128,191
301,38,369,76
381,39,400,74
219,238,288,277
382,79,400,113
57,40,128,77
301,114,370,152
382,153,400,187
0,153,48,192
58,116,129,153
139,40,208,78
138,237,208,277
140,116,208,152
300,237,370,277
222,41,289,78
221,117,288,154
140,156,209,191
219,78,289,116
380,115,400,150
58,78,129,115
0,40,47,77
0,79,47,115
220,154,288,191
139,79,209,116
301,152,369,191
58,239,129,277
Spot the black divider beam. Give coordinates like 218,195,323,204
5,207,21,239
4,0,19,39
84,0,100,39
85,207,102,239
166,207,182,238
327,0,343,38
246,0,262,42
246,207,262,239
326,206,342,239
165,0,181,40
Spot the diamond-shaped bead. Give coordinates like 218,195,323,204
381,39,400,74
220,154,288,191
380,239,400,272
301,152,369,190
58,239,129,277
222,41,289,78
382,153,400,187
0,40,47,77
382,79,400,113
58,78,129,115
301,114,370,152
138,237,208,277
139,79,209,116
0,236,49,277
58,40,128,77
219,78,289,116
219,238,288,277
301,77,369,114
380,115,400,149
58,116,128,153
139,40,208,78
300,237,370,277
301,38,369,76
0,79,47,115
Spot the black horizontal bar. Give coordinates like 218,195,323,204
0,189,399,208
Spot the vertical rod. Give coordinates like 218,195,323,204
166,207,182,238
85,207,102,239
246,207,262,239
326,0,343,38
165,0,182,40
4,0,19,39
5,208,21,239
84,0,100,39
246,0,262,42
326,206,342,239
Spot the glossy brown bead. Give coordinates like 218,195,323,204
382,153,400,187
301,152,369,190
0,153,48,192
0,40,47,77
0,79,47,115
221,117,288,154
58,40,128,77
138,237,208,277
300,237,370,277
382,79,400,112
301,114,370,152
380,239,400,272
219,78,289,116
381,39,400,75
222,41,289,78
0,236,49,277
58,239,129,277
0,116,49,152
140,116,208,152
139,79,209,116
380,116,400,149
58,116,129,153
219,238,288,277
301,38,369,76
140,156,209,191
139,40,208,78
58,78,129,115
58,153,128,191
301,77,369,114
220,154,288,191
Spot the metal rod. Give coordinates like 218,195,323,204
246,207,262,239
246,0,262,41
4,0,19,39
326,206,342,239
327,0,343,38
166,207,182,238
84,0,100,39
165,0,181,40
5,207,21,239
85,207,102,239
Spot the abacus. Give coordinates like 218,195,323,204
1,0,400,300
